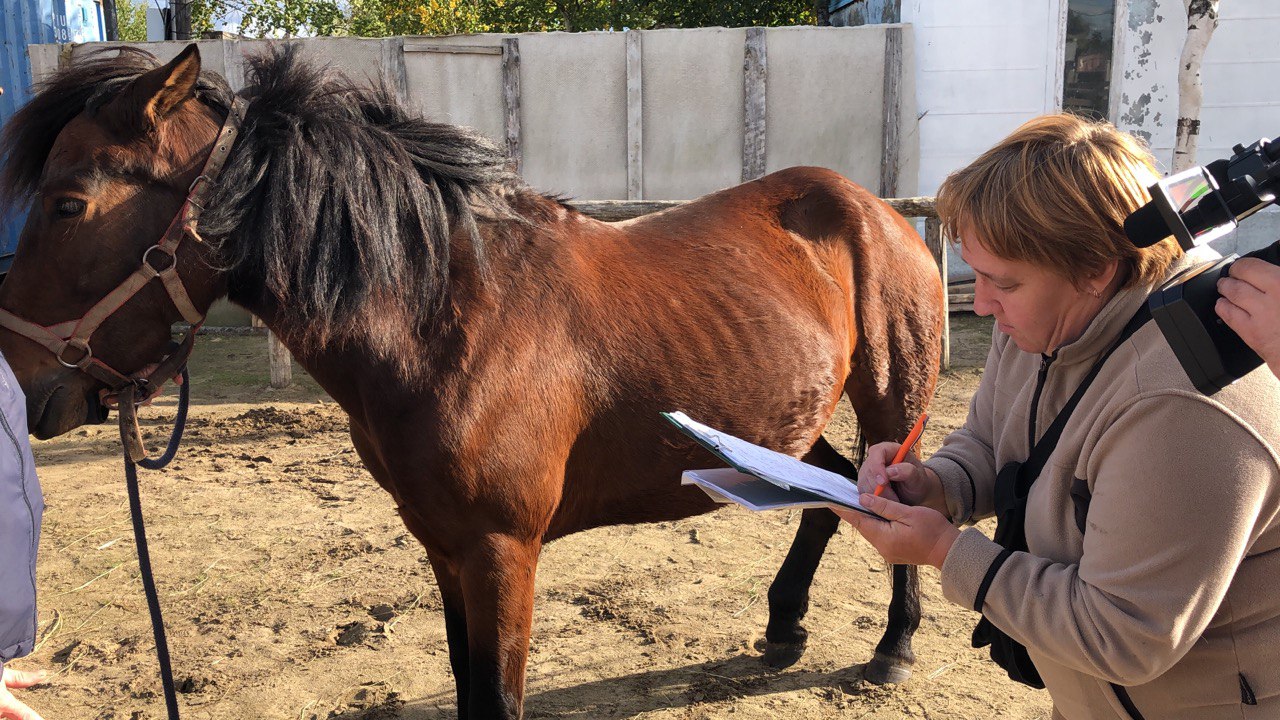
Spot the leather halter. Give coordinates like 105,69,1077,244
0,97,247,404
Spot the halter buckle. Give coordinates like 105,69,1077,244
188,174,213,194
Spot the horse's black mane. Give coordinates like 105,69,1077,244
0,45,527,363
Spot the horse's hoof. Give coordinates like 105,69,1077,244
762,641,806,669
863,652,912,684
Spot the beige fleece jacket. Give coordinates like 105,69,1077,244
927,254,1280,720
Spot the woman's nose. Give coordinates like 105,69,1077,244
972,279,996,317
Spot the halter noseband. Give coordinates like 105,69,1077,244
0,96,247,401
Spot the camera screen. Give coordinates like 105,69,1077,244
1155,166,1236,248
1166,171,1213,214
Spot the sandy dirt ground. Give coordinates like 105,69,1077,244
13,313,1052,720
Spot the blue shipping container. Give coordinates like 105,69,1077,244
1,0,105,265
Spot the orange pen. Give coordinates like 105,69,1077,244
875,412,929,497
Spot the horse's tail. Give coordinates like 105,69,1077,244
766,166,942,445
848,193,944,445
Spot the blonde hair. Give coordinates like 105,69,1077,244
936,114,1180,289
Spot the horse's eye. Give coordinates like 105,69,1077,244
53,198,86,219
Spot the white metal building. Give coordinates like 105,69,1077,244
838,0,1280,267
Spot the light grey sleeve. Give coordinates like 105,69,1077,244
0,351,42,664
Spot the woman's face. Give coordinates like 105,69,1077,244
961,237,1114,355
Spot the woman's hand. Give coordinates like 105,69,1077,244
0,666,47,720
1217,258,1280,379
857,441,948,515
836,494,960,569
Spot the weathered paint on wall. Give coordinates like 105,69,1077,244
1112,0,1177,152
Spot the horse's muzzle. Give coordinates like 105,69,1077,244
28,374,109,439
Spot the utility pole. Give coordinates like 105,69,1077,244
171,0,193,40
102,0,119,40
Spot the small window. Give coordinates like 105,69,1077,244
1062,0,1115,119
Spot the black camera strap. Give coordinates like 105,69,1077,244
972,302,1152,694
998,302,1152,542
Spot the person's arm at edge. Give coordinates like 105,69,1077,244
0,661,47,720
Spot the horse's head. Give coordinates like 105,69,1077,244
0,45,232,438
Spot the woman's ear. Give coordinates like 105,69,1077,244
1085,259,1124,298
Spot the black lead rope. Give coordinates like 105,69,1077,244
119,367,191,720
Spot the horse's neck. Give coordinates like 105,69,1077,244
447,193,583,310
235,191,587,392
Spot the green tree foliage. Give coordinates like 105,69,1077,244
194,0,818,38
192,0,345,37
474,0,819,33
641,1,817,29
348,0,486,36
115,0,150,41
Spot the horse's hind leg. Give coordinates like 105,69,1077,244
763,436,849,669
868,565,920,684
836,241,939,683
763,435,919,684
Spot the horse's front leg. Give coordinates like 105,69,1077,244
764,435,852,667
457,532,542,720
425,553,472,717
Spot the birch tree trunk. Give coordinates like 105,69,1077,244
1173,0,1220,172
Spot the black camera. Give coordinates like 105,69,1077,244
1124,135,1280,394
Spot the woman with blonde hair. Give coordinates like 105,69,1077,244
840,114,1280,719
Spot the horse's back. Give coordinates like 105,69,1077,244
620,167,921,253
613,167,940,315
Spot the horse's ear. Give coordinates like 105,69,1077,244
105,44,202,133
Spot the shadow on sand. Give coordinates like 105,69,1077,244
329,652,886,719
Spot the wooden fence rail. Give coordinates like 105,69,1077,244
262,196,951,386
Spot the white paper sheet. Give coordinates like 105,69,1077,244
682,468,839,511
665,411,874,515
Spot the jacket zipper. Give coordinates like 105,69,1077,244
0,404,38,651
1027,354,1054,449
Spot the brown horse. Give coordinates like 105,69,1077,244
0,45,942,718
